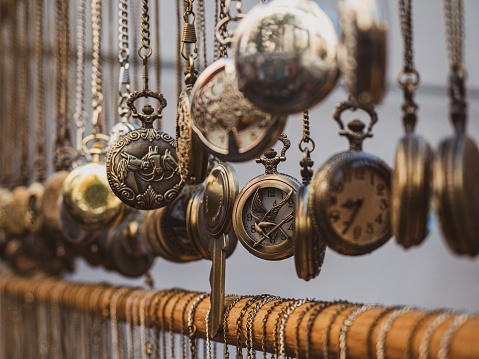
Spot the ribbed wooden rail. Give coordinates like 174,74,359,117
0,272,477,359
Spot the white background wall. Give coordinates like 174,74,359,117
70,0,479,311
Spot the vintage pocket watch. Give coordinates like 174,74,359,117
234,0,340,114
106,92,184,210
61,134,128,233
141,185,203,263
294,112,326,281
176,58,209,185
190,58,287,162
434,73,479,256
233,134,299,260
309,101,392,256
338,0,388,106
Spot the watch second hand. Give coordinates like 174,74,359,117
341,198,364,235
253,212,294,247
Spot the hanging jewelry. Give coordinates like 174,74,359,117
233,134,299,260
338,0,388,106
176,0,210,185
106,0,140,152
190,0,287,162
107,0,184,210
391,0,434,248
294,111,326,281
234,0,340,114
309,101,392,255
434,0,479,256
61,0,128,234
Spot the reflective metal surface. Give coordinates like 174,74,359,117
234,0,340,113
190,58,287,162
61,162,127,231
338,0,388,105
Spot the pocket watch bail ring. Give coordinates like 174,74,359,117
82,133,110,158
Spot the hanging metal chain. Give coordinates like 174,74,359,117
214,0,219,61
298,111,315,153
19,0,31,185
118,0,132,121
298,110,315,185
107,0,116,134
154,0,161,93
34,0,47,181
131,0,139,93
176,0,183,99
74,0,88,151
443,0,464,69
92,0,104,135
443,0,466,131
197,0,207,70
60,0,71,141
138,0,152,91
397,0,419,133
218,0,228,58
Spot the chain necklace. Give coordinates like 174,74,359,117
106,0,184,211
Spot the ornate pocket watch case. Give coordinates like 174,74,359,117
106,91,184,210
233,136,299,260
190,58,287,162
142,185,203,263
294,152,326,281
435,133,479,256
106,122,140,153
392,134,434,248
338,0,388,106
234,0,340,114
176,87,209,185
309,103,392,256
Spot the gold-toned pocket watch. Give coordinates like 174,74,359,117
338,0,388,106
175,3,209,185
189,2,287,162
434,0,479,256
294,112,326,281
176,58,209,185
233,134,299,260
391,0,433,249
309,101,392,256
107,3,184,210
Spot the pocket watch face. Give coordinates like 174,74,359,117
190,58,287,162
311,154,392,255
233,174,299,260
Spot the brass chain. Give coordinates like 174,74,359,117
107,0,116,134
218,0,228,58
34,0,46,181
154,0,161,93
188,293,209,359
365,306,401,359
176,0,183,99
197,0,207,70
261,298,289,359
138,0,152,91
74,0,88,151
236,295,268,358
91,0,104,135
118,0,133,121
443,0,467,131
224,295,251,359
294,301,316,359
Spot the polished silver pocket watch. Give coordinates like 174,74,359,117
233,134,299,260
309,101,392,256
234,0,340,114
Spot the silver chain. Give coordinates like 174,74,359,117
118,0,132,120
91,0,104,135
74,0,88,150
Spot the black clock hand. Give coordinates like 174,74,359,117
341,198,364,235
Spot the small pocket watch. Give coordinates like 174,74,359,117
233,134,299,260
294,112,326,281
309,101,392,256
176,58,209,185
338,0,388,106
190,58,287,162
106,91,184,210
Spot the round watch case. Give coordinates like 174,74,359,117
294,184,326,281
190,58,287,162
391,134,434,248
434,133,479,256
176,89,209,185
233,173,300,260
309,151,392,256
